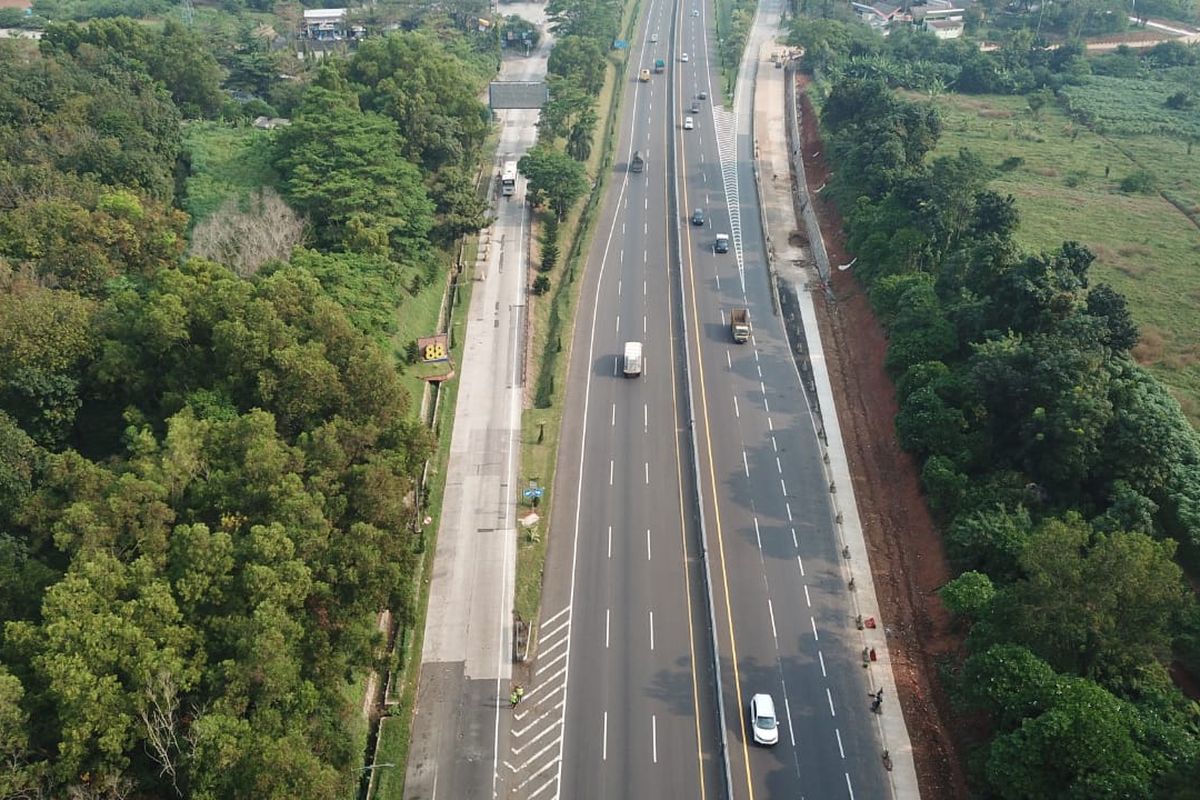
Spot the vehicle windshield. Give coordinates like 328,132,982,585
756,714,777,730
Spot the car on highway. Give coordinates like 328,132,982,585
681,52,689,62
698,90,707,100
691,8,699,15
691,100,701,113
749,694,779,746
684,116,694,130
691,208,705,226
651,32,658,42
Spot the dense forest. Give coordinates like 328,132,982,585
794,16,1200,799
0,11,495,799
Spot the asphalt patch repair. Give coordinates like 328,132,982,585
794,73,974,800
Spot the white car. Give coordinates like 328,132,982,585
651,33,658,42
681,52,689,62
691,8,700,15
750,694,779,746
683,116,694,130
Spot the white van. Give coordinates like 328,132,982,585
623,342,643,377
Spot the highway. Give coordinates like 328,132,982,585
514,0,897,797
675,0,896,796
514,0,720,797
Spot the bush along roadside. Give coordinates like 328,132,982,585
817,75,1200,797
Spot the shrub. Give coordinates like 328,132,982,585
1119,169,1157,194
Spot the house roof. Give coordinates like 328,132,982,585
303,8,347,21
0,0,32,8
928,18,965,29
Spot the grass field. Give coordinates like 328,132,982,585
917,91,1200,424
180,121,277,226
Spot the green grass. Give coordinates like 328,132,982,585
181,121,277,227
342,671,372,800
918,91,1200,424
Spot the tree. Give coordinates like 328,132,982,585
984,678,1153,799
939,570,995,620
547,34,606,95
189,189,306,278
349,32,490,172
273,85,434,254
945,504,1032,579
987,515,1190,685
518,146,589,219
1085,284,1138,352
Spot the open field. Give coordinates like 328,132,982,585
917,91,1200,423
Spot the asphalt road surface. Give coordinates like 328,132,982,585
675,0,896,796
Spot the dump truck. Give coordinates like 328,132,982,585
730,308,750,343
631,151,644,173
654,58,665,73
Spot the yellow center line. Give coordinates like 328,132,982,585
674,20,755,800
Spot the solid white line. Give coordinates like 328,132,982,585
646,529,652,561
785,695,796,746
605,608,610,648
819,650,827,677
652,715,658,763
767,599,777,642
609,460,614,486
607,525,612,558
649,611,655,650
811,616,820,640
835,727,846,758
528,776,558,800
826,688,836,717
804,585,812,607
733,396,740,418
603,712,608,761
742,450,749,477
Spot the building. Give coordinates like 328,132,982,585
911,1,967,39
851,2,902,32
301,8,365,41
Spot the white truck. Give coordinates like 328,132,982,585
623,341,643,377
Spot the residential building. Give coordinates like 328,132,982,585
851,2,902,33
301,8,365,41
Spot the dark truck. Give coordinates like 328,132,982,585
631,151,644,173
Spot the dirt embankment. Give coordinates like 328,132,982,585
795,74,975,800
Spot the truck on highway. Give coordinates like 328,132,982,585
623,341,643,377
715,233,729,253
630,151,644,173
654,58,665,73
501,161,518,197
730,308,750,343
639,68,651,82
